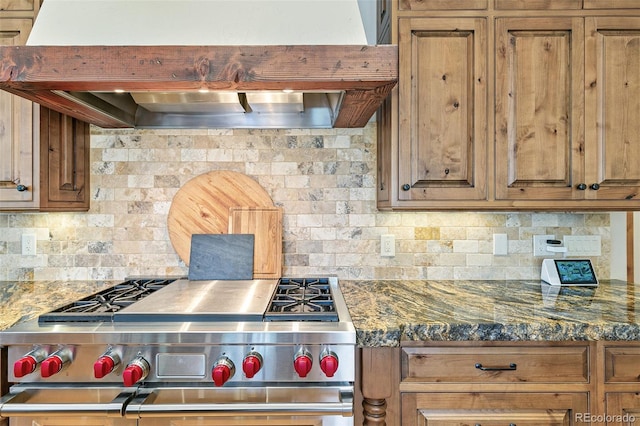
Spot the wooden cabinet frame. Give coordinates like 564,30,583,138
378,0,640,210
361,341,640,426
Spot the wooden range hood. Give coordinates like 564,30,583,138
0,44,397,129
1,0,397,129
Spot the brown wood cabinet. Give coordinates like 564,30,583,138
602,344,640,426
0,1,91,212
403,392,588,425
400,343,593,426
378,0,640,210
397,17,487,203
494,17,585,202
39,107,91,211
361,341,640,426
0,15,38,209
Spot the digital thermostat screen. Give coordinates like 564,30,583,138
554,260,597,284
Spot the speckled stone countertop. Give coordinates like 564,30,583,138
2,279,640,347
340,279,640,346
0,280,119,331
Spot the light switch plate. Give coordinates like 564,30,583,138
564,235,601,256
493,233,508,256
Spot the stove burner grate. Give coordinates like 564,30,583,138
264,277,338,322
38,278,179,323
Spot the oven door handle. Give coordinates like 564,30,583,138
125,389,354,418
0,390,135,418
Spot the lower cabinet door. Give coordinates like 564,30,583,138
402,392,588,426
606,393,640,426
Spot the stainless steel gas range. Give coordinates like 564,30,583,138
0,277,355,426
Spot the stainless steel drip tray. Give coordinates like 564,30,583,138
113,279,278,322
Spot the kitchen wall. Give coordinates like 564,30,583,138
0,122,611,281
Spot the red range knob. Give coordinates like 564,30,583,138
320,353,339,377
242,354,262,379
41,356,64,378
212,356,235,386
94,356,116,379
212,364,232,386
294,354,313,378
123,365,144,387
14,356,38,378
122,357,150,387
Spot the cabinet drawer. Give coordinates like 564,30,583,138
605,347,640,383
399,0,487,11
495,0,582,8
584,0,640,8
0,0,34,11
403,346,589,383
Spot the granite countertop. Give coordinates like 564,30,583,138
2,279,640,347
0,280,119,331
340,279,640,346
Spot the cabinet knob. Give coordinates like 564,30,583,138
401,184,411,191
590,183,600,190
576,183,587,190
16,184,27,192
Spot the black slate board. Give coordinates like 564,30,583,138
188,234,254,281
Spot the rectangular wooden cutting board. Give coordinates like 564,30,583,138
228,207,283,279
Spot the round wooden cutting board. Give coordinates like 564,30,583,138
167,170,274,265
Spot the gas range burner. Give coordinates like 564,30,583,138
264,277,338,322
38,278,180,323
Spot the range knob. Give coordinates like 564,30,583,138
242,351,263,379
14,347,47,378
94,348,121,379
212,356,235,387
41,347,73,378
293,348,313,378
320,349,339,378
122,356,150,387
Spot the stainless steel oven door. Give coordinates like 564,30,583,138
127,384,354,426
0,384,136,426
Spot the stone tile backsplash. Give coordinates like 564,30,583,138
0,123,611,281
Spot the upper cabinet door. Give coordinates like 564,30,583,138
584,17,640,202
398,17,488,202
0,18,37,209
39,107,91,211
495,17,585,201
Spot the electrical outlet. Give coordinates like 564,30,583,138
533,234,555,257
22,233,37,256
381,234,395,257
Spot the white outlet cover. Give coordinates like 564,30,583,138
21,233,37,256
533,234,555,257
381,234,395,257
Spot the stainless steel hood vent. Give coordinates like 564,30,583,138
0,0,397,129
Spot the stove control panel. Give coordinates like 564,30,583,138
7,344,354,384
